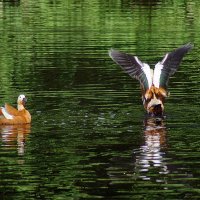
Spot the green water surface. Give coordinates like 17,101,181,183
0,0,200,199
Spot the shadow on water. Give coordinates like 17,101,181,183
121,0,162,7
2,0,20,7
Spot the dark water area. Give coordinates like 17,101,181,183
0,0,200,199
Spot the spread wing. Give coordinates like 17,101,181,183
153,43,193,89
109,49,152,91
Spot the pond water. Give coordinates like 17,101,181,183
0,0,200,199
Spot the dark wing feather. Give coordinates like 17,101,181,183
155,43,193,89
109,49,152,91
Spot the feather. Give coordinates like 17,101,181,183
1,107,13,119
5,103,19,116
109,49,152,91
153,43,193,88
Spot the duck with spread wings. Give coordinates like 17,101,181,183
109,43,193,116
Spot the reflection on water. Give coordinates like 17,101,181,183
0,124,30,156
134,117,168,181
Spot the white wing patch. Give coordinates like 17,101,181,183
134,56,152,89
153,62,163,88
142,63,153,88
161,53,168,64
1,107,13,119
134,56,143,66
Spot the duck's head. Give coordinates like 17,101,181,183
147,99,163,116
144,86,167,116
17,94,27,108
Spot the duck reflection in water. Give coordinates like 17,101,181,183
133,117,168,180
0,124,31,156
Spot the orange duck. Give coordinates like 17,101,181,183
109,43,193,116
0,94,31,125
